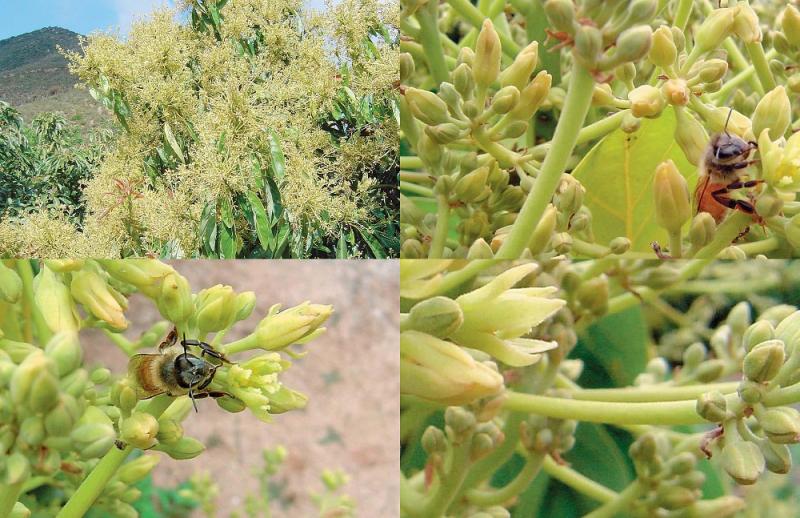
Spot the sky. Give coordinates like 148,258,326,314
0,0,330,41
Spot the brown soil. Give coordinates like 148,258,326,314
82,260,399,517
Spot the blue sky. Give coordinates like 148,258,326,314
0,0,329,41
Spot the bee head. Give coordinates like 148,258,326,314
709,133,756,164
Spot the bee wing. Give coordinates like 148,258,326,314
128,354,167,399
693,175,711,213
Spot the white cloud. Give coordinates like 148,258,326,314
112,0,170,34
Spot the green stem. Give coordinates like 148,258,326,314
400,475,426,517
542,455,616,504
497,64,595,259
429,195,451,258
57,396,174,518
418,439,472,517
416,2,450,85
401,181,435,197
0,481,24,518
583,480,644,518
445,0,521,57
458,413,524,493
569,381,740,402
17,260,51,345
401,156,424,170
674,0,693,30
693,211,752,259
465,451,545,506
668,229,682,258
745,41,776,93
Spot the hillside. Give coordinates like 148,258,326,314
0,27,109,129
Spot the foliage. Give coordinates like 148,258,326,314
400,0,800,260
0,102,107,223
0,259,331,517
400,258,800,517
0,0,399,259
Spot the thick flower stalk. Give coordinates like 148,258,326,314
0,259,331,516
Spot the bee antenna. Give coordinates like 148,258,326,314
182,333,190,360
723,107,733,136
189,388,198,413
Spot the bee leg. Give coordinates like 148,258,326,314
181,338,232,364
194,391,234,399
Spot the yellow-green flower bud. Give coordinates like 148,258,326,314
401,239,425,259
71,407,116,459
500,41,538,91
738,379,764,404
752,86,790,140
244,302,332,352
544,0,576,34
490,86,519,115
404,87,451,126
657,485,698,510
113,377,140,412
786,213,800,251
592,84,615,106
551,232,573,254
5,452,30,484
576,275,609,317
194,284,238,333
60,368,89,399
421,426,446,454
653,160,690,233
97,260,173,298
120,413,159,449
400,330,503,405
44,332,82,377
675,109,710,166
407,297,463,338
19,415,46,447
10,502,30,518
70,270,127,330
782,5,800,47
608,237,631,255
733,3,761,43
695,8,736,54
416,132,443,168
509,71,551,121
689,212,716,248
612,25,653,64
695,359,724,382
498,121,528,140
696,391,728,422
425,123,463,145
44,394,80,436
453,63,475,98
400,53,414,83
473,20,502,91
155,436,206,460
743,320,774,352
621,112,641,133
755,192,783,220
574,25,603,68
649,26,677,68
722,439,764,485
628,85,665,118
34,266,79,333
662,78,690,106
445,406,477,437
743,339,785,383
155,272,193,326
467,239,494,259
471,431,495,459
216,395,247,413
232,291,256,322
666,451,696,475
454,166,489,203
689,496,745,517
616,63,637,84
759,407,800,444
11,351,59,413
0,262,22,303
761,441,792,474
528,204,558,255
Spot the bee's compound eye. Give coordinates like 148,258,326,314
716,144,740,160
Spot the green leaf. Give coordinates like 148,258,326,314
273,224,290,257
572,109,696,252
219,224,236,258
265,176,283,220
358,228,387,258
565,423,634,492
199,203,217,256
574,306,649,387
220,196,234,228
246,191,273,250
511,471,549,517
164,121,184,163
267,130,286,182
336,232,348,258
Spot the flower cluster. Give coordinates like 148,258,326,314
0,259,331,516
402,0,800,259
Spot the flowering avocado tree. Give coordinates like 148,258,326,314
401,259,800,517
0,259,332,517
400,0,800,259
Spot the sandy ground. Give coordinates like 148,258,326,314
82,260,399,517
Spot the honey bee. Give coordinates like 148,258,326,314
128,327,232,411
694,116,762,223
